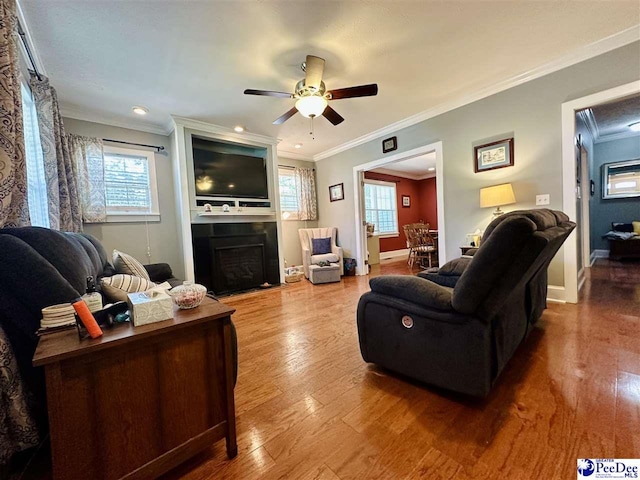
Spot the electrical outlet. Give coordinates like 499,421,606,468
536,194,550,206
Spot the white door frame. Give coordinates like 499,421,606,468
353,141,445,275
561,80,640,303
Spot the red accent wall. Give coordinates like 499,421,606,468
364,171,438,252
418,177,438,230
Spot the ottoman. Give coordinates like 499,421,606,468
308,263,341,284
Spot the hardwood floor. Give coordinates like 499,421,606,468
156,258,640,479
14,258,638,479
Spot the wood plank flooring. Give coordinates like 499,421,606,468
157,258,640,479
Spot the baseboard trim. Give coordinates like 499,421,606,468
547,285,566,303
380,248,410,260
590,249,609,266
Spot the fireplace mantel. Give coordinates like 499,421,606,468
169,116,284,285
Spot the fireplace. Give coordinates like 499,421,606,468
192,222,280,295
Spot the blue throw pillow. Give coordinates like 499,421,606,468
311,237,331,255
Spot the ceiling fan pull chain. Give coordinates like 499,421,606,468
310,116,315,139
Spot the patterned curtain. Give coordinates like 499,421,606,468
0,326,39,464
29,74,82,232
67,134,106,223
294,167,317,221
0,0,30,228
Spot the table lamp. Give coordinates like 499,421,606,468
480,183,516,217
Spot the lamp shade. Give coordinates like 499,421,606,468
480,183,516,208
295,95,328,118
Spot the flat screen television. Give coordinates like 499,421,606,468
192,137,268,199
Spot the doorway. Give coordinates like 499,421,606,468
561,81,640,303
352,141,445,275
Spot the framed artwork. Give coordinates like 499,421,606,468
474,138,514,173
382,136,397,153
329,183,344,202
402,195,410,207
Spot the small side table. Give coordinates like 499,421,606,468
33,297,237,480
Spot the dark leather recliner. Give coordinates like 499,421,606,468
356,209,575,397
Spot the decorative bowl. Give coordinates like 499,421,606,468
170,281,207,309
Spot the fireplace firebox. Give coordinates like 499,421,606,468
192,222,280,295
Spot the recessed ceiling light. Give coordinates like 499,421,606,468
428,167,435,172
132,106,148,115
228,184,235,188
234,125,245,132
629,122,640,132
294,143,303,149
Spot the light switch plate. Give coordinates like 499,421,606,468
536,194,550,206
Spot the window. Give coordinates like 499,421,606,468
364,180,398,236
21,82,50,228
103,146,159,219
278,167,299,220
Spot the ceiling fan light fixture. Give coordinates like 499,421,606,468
295,95,327,118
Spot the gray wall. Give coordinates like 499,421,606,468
278,157,318,266
63,118,184,278
590,135,640,251
315,42,640,286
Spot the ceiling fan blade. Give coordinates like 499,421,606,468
322,105,344,126
327,83,378,100
304,55,325,91
273,107,298,125
244,89,293,98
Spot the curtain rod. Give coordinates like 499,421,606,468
278,164,315,171
17,20,42,81
103,138,165,152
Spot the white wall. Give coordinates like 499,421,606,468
63,118,184,278
314,42,640,286
278,156,318,266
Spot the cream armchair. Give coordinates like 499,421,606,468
298,227,344,278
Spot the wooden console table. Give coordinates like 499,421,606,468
33,297,237,480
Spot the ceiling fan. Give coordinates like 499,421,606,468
244,55,378,127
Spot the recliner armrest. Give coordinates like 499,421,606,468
369,275,453,311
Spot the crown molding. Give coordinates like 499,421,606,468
60,104,172,136
276,151,314,162
313,26,640,161
16,0,47,76
577,108,599,141
370,167,436,181
171,115,279,146
577,107,640,144
594,129,640,144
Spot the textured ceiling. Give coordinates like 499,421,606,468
20,1,640,158
590,94,640,137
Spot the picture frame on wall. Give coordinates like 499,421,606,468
382,136,398,153
402,195,410,207
329,183,344,202
474,138,514,173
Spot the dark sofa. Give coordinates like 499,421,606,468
0,227,237,429
356,209,575,397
